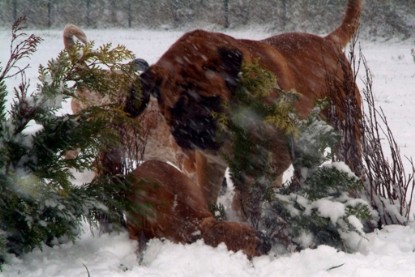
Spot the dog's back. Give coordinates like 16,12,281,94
260,0,361,101
264,0,361,51
259,0,363,174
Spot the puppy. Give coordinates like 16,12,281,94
126,160,271,258
127,0,363,226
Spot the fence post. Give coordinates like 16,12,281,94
128,0,132,28
13,0,18,22
224,0,229,28
86,0,91,27
47,0,52,27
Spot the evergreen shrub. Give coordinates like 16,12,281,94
0,17,141,265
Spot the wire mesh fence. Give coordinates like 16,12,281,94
0,1,414,39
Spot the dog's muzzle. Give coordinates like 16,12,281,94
170,93,224,151
171,116,221,151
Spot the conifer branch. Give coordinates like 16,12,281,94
1,17,141,262
0,16,42,81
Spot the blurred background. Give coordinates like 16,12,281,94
0,0,414,40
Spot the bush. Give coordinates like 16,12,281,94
261,109,376,253
222,58,377,252
0,17,140,265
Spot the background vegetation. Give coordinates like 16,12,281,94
0,0,414,40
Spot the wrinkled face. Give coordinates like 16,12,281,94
140,31,243,151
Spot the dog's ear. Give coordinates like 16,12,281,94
124,76,150,117
140,68,162,99
218,47,243,92
130,58,150,72
124,68,161,117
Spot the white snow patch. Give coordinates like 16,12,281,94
312,198,346,224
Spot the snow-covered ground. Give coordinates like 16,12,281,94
1,28,415,276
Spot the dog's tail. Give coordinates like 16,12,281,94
326,0,362,49
63,24,88,50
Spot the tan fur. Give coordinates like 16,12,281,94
62,24,182,167
126,160,269,258
63,24,87,50
136,0,363,223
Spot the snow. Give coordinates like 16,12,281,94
1,28,415,276
312,198,346,224
6,224,415,276
324,162,358,179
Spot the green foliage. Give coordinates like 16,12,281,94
264,164,374,253
85,174,132,232
303,165,362,200
291,102,340,175
261,92,375,253
238,59,276,98
264,92,300,138
0,177,99,256
220,60,375,252
223,60,299,191
0,18,140,265
63,40,135,101
209,203,226,221
262,113,375,253
227,60,299,136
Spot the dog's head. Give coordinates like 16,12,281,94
128,30,244,151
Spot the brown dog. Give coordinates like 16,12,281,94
127,0,363,227
63,24,184,173
126,160,270,258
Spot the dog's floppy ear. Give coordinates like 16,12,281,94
124,68,160,117
141,68,158,95
124,76,150,117
130,58,150,73
218,47,243,92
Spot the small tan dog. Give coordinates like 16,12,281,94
126,160,270,258
62,24,183,172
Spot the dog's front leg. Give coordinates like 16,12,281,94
194,151,228,207
229,125,291,228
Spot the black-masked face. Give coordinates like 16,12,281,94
170,90,223,150
138,30,243,151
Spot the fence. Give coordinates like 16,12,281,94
0,0,414,40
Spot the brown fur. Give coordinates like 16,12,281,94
131,0,363,224
126,160,270,258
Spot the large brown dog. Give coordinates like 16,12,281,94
128,0,362,226
126,160,270,258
